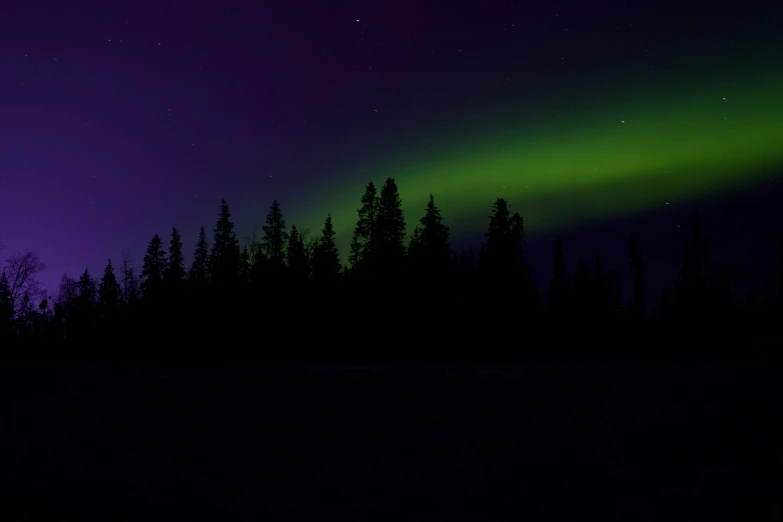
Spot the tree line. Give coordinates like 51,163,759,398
1,177,781,363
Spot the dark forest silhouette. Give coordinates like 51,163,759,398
1,177,781,362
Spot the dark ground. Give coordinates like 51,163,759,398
0,363,779,521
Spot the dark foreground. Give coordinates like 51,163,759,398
0,363,779,521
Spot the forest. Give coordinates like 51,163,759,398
1,177,781,363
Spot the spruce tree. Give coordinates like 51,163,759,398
209,199,241,285
120,253,140,310
348,181,379,274
287,225,309,282
190,225,210,282
261,200,288,270
142,234,167,296
628,230,646,319
572,255,591,318
98,259,121,319
375,177,407,276
547,236,570,318
312,214,341,283
407,226,423,269
676,213,710,315
239,245,250,281
165,227,186,283
417,194,451,276
483,198,525,277
75,268,97,334
776,237,783,300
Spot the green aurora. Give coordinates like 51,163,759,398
290,52,783,258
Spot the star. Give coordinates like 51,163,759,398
621,120,625,123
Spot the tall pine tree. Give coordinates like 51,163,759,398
348,181,379,275
141,234,167,297
312,214,341,283
628,230,646,319
417,194,450,277
483,198,525,278
260,200,288,271
287,225,309,282
375,177,406,277
190,225,210,283
165,227,186,283
209,199,241,285
98,259,121,321
547,236,570,318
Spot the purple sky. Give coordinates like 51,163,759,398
1,0,781,302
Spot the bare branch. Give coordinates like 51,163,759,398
4,251,47,313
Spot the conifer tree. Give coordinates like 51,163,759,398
375,177,407,275
548,236,570,317
628,230,646,319
312,214,341,283
407,226,423,268
348,181,379,274
74,268,97,335
98,259,121,319
261,200,288,270
483,198,525,277
776,237,783,300
142,234,167,296
287,225,309,282
676,213,710,313
120,253,140,309
210,199,241,284
572,255,591,317
239,245,250,281
417,194,451,276
190,225,210,282
165,227,186,283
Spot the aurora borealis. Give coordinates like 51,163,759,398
293,48,783,254
2,0,782,294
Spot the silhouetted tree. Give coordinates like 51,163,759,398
312,214,341,283
628,230,646,319
287,224,309,282
165,227,186,284
348,181,379,275
777,237,783,301
416,194,451,277
482,198,525,277
0,272,13,338
375,177,407,277
547,236,570,318
210,199,241,285
3,251,46,314
592,255,621,324
73,268,97,337
239,245,250,281
407,226,423,268
675,213,710,318
98,259,121,322
572,255,591,319
190,225,210,283
260,200,287,273
120,252,140,310
141,234,167,297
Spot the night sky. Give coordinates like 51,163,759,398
2,0,782,303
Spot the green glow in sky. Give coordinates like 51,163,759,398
292,58,783,257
